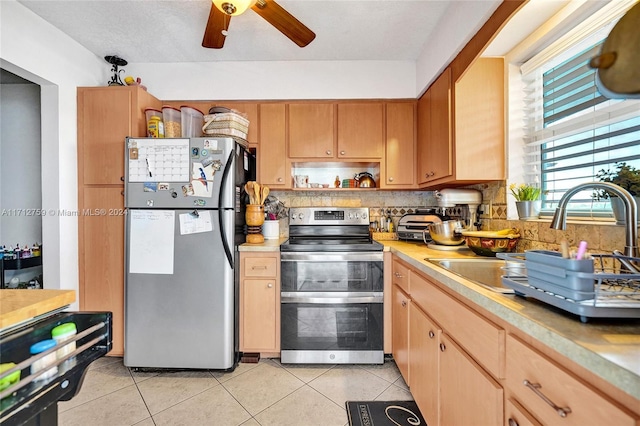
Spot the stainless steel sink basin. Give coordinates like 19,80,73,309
425,258,524,294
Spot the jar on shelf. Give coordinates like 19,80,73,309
51,322,77,360
30,339,58,380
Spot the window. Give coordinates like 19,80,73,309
520,4,640,217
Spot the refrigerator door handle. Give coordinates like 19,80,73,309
218,150,235,268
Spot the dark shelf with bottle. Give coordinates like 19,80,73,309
3,255,42,271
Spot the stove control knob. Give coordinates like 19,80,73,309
348,212,353,220
362,212,368,220
298,212,304,220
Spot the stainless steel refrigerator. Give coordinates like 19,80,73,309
123,137,254,369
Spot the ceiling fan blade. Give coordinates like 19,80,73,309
202,3,230,49
252,0,316,47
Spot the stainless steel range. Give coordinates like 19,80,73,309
279,207,384,364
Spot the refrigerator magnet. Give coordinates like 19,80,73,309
158,183,170,191
143,182,158,192
129,147,139,160
182,183,194,196
200,149,208,157
191,147,199,158
194,199,206,207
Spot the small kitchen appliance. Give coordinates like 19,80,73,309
279,207,384,364
123,137,255,370
396,208,447,242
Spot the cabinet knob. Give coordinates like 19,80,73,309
508,419,519,426
267,283,273,288
393,272,403,278
426,171,435,177
326,150,332,155
523,380,572,417
401,300,407,307
277,177,283,182
388,177,394,182
340,150,346,155
121,190,125,196
120,176,125,182
439,343,446,352
428,330,435,339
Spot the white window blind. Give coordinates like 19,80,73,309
521,10,640,216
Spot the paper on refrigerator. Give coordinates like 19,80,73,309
129,210,175,274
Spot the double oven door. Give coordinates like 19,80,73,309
280,252,384,364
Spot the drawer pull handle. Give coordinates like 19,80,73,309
523,380,572,418
428,330,435,339
251,266,268,270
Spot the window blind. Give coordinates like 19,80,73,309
521,27,640,216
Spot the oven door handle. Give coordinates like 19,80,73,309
281,292,383,304
281,252,383,262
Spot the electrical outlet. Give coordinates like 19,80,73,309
480,203,492,218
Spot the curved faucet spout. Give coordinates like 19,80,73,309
550,182,638,258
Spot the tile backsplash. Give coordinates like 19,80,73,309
267,182,634,255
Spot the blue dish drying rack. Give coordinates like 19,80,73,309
497,250,640,323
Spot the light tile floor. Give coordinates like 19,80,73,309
58,356,412,426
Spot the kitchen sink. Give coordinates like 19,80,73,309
425,257,525,294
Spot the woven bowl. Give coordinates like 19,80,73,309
461,230,520,257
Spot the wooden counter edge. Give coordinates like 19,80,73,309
0,289,76,330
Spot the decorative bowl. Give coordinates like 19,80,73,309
461,229,520,257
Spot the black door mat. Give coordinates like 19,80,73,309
346,400,427,426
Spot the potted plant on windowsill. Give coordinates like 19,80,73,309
509,183,542,220
595,162,640,225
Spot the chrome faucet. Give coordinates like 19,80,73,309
550,182,638,258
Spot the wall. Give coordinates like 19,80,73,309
1,1,106,306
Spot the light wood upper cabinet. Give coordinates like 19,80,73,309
453,57,505,182
288,103,335,158
417,68,453,185
78,86,160,185
337,103,384,159
384,102,416,188
240,253,281,353
258,103,289,188
417,58,505,187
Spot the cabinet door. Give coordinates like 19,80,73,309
420,68,453,185
337,103,383,158
416,91,431,185
78,88,135,185
288,103,335,158
439,333,503,426
454,58,505,181
506,334,636,426
409,303,440,426
384,102,416,187
81,187,125,355
241,278,279,352
258,104,289,187
392,284,410,380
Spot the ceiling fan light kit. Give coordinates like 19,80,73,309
212,0,256,16
203,0,315,49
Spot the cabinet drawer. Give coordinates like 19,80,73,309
244,257,277,277
412,271,505,378
506,334,636,426
392,259,410,293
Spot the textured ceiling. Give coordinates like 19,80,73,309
17,0,459,63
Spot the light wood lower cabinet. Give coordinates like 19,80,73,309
439,332,503,425
506,334,636,426
391,284,410,380
408,303,440,426
239,252,280,353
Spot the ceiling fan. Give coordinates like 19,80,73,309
202,0,316,49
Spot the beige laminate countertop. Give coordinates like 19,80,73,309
0,289,75,331
238,238,640,400
382,240,640,401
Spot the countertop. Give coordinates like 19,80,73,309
238,238,640,400
382,240,640,401
239,238,288,252
0,289,76,331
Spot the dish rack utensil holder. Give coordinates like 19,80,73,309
497,250,640,322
